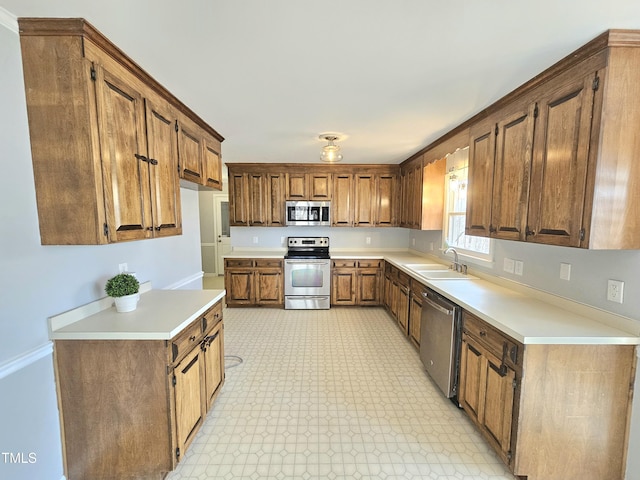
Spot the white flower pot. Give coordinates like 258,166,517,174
113,293,140,313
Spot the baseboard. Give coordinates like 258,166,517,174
0,6,18,34
0,342,53,380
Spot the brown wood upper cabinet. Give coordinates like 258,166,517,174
177,114,223,190
227,164,400,227
286,173,332,200
399,155,446,230
18,18,223,245
465,30,640,249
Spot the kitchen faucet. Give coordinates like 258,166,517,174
444,247,467,273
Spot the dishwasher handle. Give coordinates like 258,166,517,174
422,292,455,316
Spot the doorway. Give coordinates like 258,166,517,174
214,196,231,274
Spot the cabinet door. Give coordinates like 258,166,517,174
331,270,357,305
482,351,515,464
409,294,422,346
267,173,286,226
396,284,410,334
527,73,597,247
286,173,307,199
491,103,536,241
309,173,332,200
358,269,381,305
145,98,182,237
421,159,445,230
466,119,496,238
173,346,204,458
94,64,152,242
459,335,484,424
203,325,223,410
178,121,203,184
228,172,249,226
248,173,267,226
411,163,423,228
224,269,253,305
202,137,222,190
377,174,397,227
332,174,353,226
255,269,283,305
355,174,376,226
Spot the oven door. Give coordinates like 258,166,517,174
284,259,331,296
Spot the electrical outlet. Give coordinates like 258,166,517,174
412,238,416,246
281,236,285,246
514,260,524,276
607,279,624,303
503,258,515,274
560,263,571,281
252,236,259,244
429,242,434,251
366,237,371,245
118,263,128,273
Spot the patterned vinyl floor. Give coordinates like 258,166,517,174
165,307,516,480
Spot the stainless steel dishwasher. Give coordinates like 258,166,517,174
419,288,462,401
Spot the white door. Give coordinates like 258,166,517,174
214,196,231,274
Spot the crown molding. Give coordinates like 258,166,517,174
0,6,18,34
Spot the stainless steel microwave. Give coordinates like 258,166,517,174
285,201,331,226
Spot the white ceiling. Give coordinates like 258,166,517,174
3,0,640,165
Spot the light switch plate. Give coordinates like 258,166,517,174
514,260,524,276
560,263,571,281
503,258,515,274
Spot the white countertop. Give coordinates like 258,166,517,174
49,289,226,340
225,248,640,345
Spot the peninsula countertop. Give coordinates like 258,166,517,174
49,288,226,340
224,248,640,346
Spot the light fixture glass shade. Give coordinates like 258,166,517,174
320,136,343,162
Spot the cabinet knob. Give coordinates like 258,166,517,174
479,330,487,337
526,228,536,236
189,335,197,342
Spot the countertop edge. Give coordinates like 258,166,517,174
49,289,226,341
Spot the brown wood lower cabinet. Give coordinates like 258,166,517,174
224,258,283,307
459,310,636,480
383,262,411,335
53,301,224,480
331,259,382,306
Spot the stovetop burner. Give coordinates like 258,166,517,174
285,236,330,259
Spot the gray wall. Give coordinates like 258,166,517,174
0,18,204,480
230,226,410,250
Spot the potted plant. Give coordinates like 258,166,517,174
105,273,140,313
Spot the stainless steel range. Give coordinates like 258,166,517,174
284,237,331,310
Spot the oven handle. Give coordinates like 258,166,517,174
285,260,330,265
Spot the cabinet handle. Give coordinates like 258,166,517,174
148,158,159,165
134,153,148,162
526,227,536,236
479,330,487,337
189,335,197,342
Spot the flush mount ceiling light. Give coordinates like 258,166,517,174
318,132,345,162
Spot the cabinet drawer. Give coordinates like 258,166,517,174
333,260,356,268
225,259,253,268
357,259,382,268
172,319,203,363
397,271,410,287
203,302,223,334
255,259,282,268
410,278,428,297
463,311,522,368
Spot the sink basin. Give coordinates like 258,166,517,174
404,263,448,270
419,270,477,280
